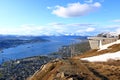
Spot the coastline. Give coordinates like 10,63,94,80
0,39,49,51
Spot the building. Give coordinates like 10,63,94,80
88,32,120,49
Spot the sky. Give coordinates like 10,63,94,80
0,0,120,36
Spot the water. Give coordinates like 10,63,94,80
0,36,83,62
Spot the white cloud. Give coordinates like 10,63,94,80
51,23,96,35
3,23,117,36
101,24,120,34
112,19,120,23
51,2,101,18
116,28,120,34
86,27,95,32
107,25,120,28
0,23,97,36
93,2,101,7
0,25,45,36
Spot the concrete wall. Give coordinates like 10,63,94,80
88,39,99,49
88,37,117,49
102,38,117,45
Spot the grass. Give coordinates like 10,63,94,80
0,73,3,78
84,60,120,80
78,43,120,58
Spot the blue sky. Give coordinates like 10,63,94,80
0,0,120,36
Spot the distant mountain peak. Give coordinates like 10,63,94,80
97,32,119,37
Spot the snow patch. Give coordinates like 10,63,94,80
99,40,120,50
81,51,120,62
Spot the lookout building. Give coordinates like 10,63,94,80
88,32,120,49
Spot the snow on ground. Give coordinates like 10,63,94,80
99,40,120,50
81,40,120,62
81,51,120,62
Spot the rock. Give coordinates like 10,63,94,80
68,78,73,80
56,72,64,78
61,72,65,78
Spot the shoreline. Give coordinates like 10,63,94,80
0,39,49,52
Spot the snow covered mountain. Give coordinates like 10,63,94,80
97,32,119,38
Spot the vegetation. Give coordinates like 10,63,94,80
0,56,53,80
73,40,91,54
0,73,3,78
57,40,91,58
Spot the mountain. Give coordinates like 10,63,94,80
0,35,46,40
0,35,49,50
28,39,120,80
97,32,119,38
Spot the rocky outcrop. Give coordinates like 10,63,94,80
28,59,100,80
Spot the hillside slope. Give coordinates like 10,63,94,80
80,40,120,62
27,59,100,80
28,40,120,80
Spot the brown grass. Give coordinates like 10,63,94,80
28,59,120,80
29,59,101,80
84,60,120,80
29,61,63,80
77,43,120,58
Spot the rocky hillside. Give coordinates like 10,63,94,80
0,56,53,80
28,40,120,80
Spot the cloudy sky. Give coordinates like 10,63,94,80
0,0,120,36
